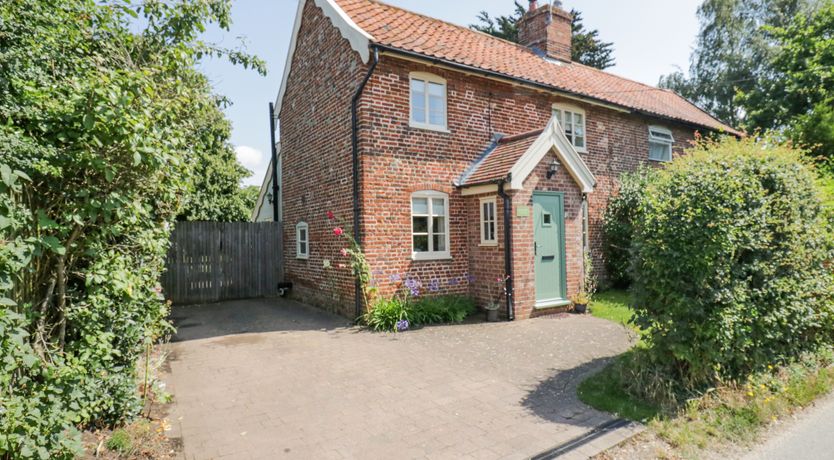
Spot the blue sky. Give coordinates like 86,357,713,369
198,0,702,187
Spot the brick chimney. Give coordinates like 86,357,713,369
517,0,573,62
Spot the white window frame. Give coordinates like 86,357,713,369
479,196,497,246
409,72,449,132
552,103,588,152
411,191,451,260
648,126,674,162
295,221,309,259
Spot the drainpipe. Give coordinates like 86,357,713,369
351,46,380,319
581,193,589,253
497,179,515,320
269,103,280,222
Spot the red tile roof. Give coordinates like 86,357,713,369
459,130,542,186
334,0,740,135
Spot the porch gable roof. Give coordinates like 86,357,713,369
456,116,596,194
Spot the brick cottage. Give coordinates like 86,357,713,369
254,0,739,320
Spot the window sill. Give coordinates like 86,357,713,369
648,157,671,163
574,147,588,154
412,252,452,261
296,255,309,260
409,122,450,134
479,241,498,247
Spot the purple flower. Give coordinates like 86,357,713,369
389,273,402,283
429,278,440,292
396,319,410,332
448,277,459,286
466,274,477,283
404,278,422,297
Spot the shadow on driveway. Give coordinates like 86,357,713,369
521,357,614,425
170,297,354,342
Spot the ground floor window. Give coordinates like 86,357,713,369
411,191,450,260
296,222,309,259
480,196,497,245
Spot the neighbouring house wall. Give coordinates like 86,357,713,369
355,55,697,303
279,1,366,316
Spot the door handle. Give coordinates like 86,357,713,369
534,242,537,256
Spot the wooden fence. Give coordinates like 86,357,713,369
161,221,283,305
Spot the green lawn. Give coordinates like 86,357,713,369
580,290,657,421
577,353,660,422
589,289,634,329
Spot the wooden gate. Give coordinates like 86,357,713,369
161,222,283,305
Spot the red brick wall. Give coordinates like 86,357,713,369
280,7,700,318
279,2,366,316
466,193,506,311
356,56,697,301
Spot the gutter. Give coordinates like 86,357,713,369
497,178,515,321
351,46,380,319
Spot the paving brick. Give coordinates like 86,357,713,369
165,298,636,459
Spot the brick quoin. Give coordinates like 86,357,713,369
279,2,702,320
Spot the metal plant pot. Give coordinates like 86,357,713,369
574,303,588,314
486,308,500,322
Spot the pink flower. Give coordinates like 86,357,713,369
333,227,344,236
326,211,335,220
340,248,349,257
338,263,347,269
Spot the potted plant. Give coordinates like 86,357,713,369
572,250,597,314
485,274,511,322
485,301,501,322
571,290,590,314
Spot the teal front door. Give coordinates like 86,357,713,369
533,192,567,305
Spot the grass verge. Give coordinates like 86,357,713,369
581,290,834,458
589,289,634,329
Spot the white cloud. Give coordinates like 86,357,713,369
235,145,263,170
235,145,268,187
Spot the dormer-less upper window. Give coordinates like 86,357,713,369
410,72,447,132
648,126,674,162
552,104,587,152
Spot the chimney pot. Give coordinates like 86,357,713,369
528,0,538,12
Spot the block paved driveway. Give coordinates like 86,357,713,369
164,298,635,460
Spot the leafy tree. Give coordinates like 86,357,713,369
569,10,615,70
742,3,834,159
470,2,616,69
242,185,261,213
602,167,655,288
659,0,821,127
0,0,263,457
471,1,526,42
177,104,254,222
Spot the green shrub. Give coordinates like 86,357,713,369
0,0,262,457
363,294,475,332
105,429,132,454
363,298,409,332
631,136,834,388
603,167,655,288
411,295,476,324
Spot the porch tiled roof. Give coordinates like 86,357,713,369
459,130,543,187
333,0,742,136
